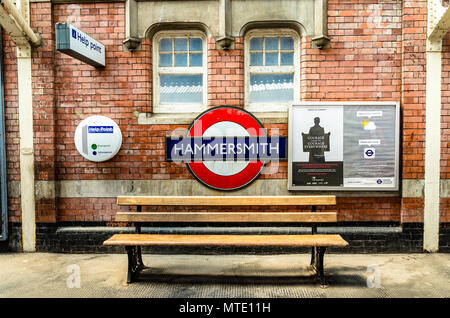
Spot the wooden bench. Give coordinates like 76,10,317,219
103,195,349,286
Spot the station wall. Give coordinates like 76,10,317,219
1,0,449,252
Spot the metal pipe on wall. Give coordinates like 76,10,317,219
0,0,40,46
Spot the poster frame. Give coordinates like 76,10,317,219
288,101,400,191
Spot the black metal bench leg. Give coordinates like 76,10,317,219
126,246,144,284
133,205,146,273
136,246,145,268
316,247,327,287
310,247,316,266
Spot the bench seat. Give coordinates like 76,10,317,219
104,234,349,247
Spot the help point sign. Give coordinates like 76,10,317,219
74,116,122,162
56,23,105,68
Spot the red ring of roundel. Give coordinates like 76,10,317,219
187,106,265,191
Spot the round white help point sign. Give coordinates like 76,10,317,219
74,116,122,162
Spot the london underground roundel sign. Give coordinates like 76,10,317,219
166,106,287,191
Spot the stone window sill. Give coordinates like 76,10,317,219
137,111,288,125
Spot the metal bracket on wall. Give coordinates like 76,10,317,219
427,39,443,52
16,45,31,58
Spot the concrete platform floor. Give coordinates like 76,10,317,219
0,252,448,298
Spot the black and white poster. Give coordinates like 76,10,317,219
290,105,344,187
288,102,399,191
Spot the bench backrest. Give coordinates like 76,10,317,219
117,195,336,206
115,195,338,224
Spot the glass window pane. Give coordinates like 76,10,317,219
250,37,263,51
281,52,293,65
174,38,188,51
250,53,263,66
174,53,187,67
159,38,172,52
190,38,203,51
159,53,172,67
160,74,203,104
280,37,294,50
190,53,202,67
265,37,278,51
265,53,278,66
249,73,294,103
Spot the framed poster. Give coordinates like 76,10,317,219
288,101,400,191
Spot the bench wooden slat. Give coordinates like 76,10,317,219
103,234,349,247
115,212,338,223
117,195,336,206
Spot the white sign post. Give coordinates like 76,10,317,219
56,23,105,68
74,116,122,162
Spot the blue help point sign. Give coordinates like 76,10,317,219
88,126,114,133
56,23,105,67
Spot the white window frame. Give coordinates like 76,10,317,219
244,29,300,112
153,30,208,113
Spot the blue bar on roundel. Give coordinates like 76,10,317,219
165,136,287,162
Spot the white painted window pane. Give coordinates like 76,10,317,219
160,74,203,104
190,38,203,51
265,37,278,50
280,52,293,66
265,52,278,66
190,53,202,67
159,54,172,67
280,37,294,50
249,73,294,103
250,37,263,51
174,53,188,67
250,53,263,66
160,38,172,52
174,38,188,51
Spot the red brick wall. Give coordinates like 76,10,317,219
442,34,450,180
31,2,57,222
3,28,20,223
53,2,153,182
57,197,401,223
400,0,427,223
57,198,118,222
3,0,447,225
208,37,244,107
303,0,422,223
401,0,427,181
441,29,450,223
304,1,402,100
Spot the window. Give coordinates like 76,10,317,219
153,31,207,113
245,29,299,112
